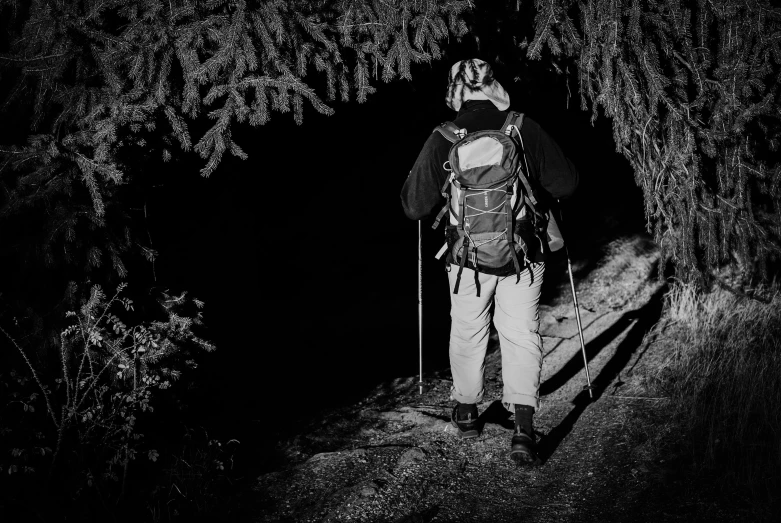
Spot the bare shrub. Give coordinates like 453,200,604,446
1,283,215,516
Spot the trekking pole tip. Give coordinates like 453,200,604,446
583,384,594,399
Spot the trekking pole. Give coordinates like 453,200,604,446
418,220,424,395
558,201,594,399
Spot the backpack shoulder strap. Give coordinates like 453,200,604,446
500,111,524,133
433,121,460,143
506,112,540,210
430,121,459,230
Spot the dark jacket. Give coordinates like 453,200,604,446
401,100,579,271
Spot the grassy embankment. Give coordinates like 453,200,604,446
631,281,781,520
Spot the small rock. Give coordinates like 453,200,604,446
360,485,377,497
308,451,339,463
443,423,458,435
396,447,426,467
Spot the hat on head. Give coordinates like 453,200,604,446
445,59,510,112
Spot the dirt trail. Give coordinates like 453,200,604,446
254,236,675,523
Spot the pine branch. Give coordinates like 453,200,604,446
0,0,471,283
529,0,781,286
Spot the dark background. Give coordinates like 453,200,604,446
141,56,645,460
0,8,646,465
0,2,649,470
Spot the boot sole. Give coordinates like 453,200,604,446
450,420,479,439
508,447,537,464
509,435,539,465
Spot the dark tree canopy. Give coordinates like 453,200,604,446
0,0,469,278
0,0,471,357
1,0,779,302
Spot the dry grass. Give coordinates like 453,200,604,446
649,283,781,517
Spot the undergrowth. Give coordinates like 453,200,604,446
640,282,781,519
0,284,243,522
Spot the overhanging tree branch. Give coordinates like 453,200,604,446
527,0,781,286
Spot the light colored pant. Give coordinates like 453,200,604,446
447,262,545,409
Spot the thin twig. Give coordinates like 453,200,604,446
144,202,157,282
59,332,72,408
608,395,670,401
73,287,124,407
0,324,59,428
715,278,772,304
48,407,67,484
0,52,68,62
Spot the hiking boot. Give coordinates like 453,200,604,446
450,403,479,439
509,427,539,465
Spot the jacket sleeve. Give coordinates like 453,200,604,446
522,118,579,201
401,131,451,220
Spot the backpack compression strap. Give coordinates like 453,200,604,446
505,181,523,283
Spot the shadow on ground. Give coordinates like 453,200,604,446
537,283,667,463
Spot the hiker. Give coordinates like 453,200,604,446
400,59,579,464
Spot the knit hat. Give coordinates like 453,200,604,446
445,58,510,112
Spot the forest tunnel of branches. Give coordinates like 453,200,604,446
0,1,779,518
0,0,777,393
0,0,779,490
1,0,778,310
0,0,777,430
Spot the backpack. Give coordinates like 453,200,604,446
430,111,563,296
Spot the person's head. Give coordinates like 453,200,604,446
445,59,510,112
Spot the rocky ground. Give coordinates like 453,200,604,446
250,236,726,523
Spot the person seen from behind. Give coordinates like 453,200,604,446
400,59,579,464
